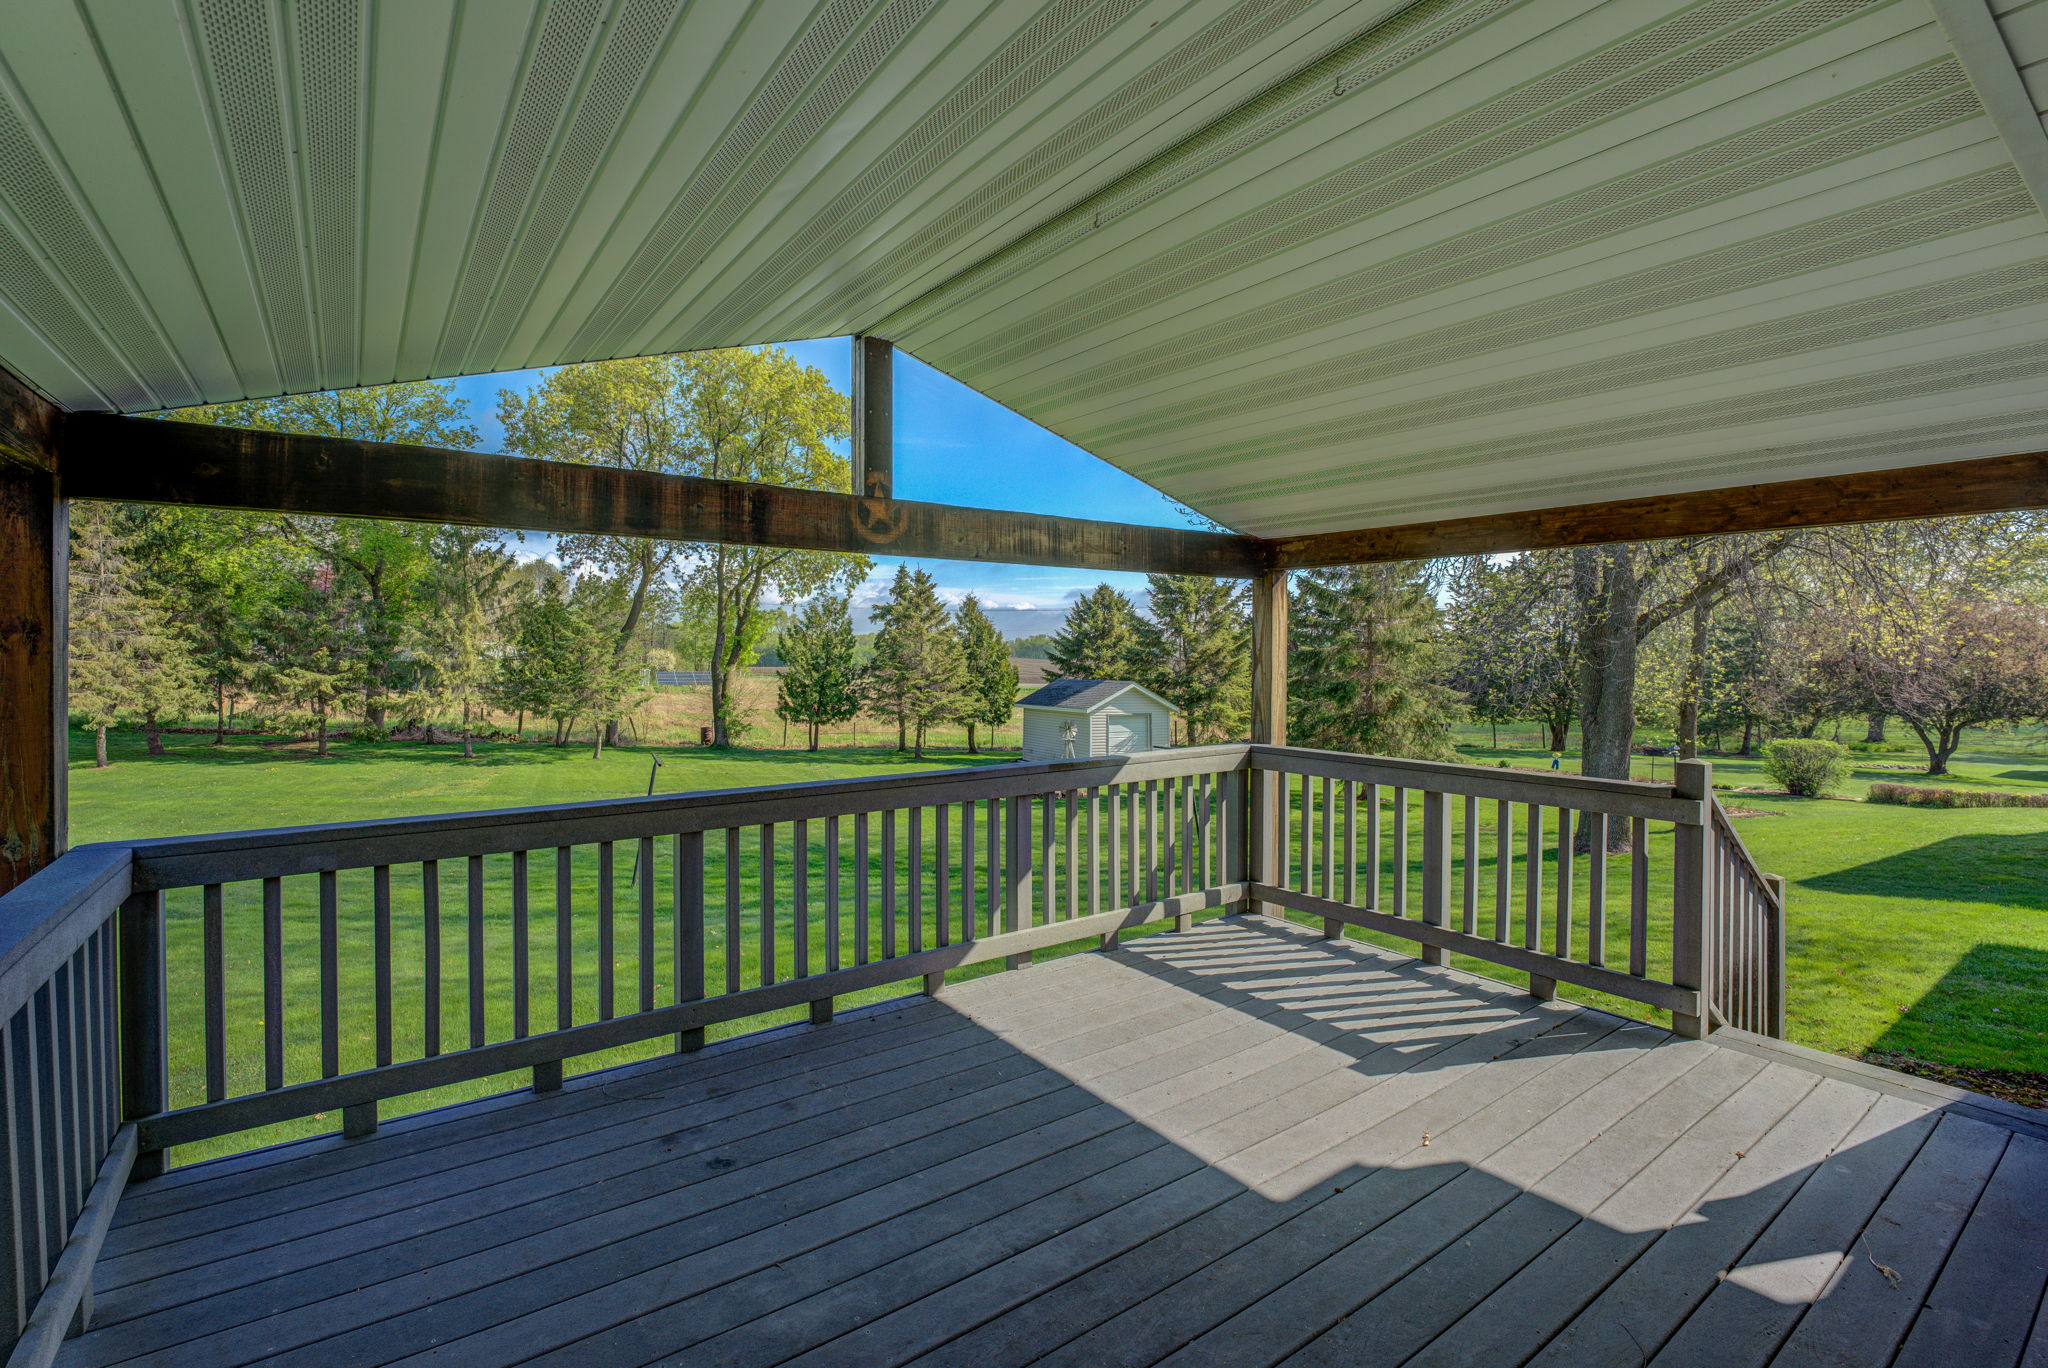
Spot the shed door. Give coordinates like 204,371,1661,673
1104,714,1151,754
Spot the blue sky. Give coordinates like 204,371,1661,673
450,339,1197,636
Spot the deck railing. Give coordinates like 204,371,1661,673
0,743,1782,1359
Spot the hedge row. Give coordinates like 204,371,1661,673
1866,783,2048,809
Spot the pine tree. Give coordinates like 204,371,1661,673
1047,584,1143,681
954,595,1018,753
68,504,207,766
415,527,513,758
253,563,370,757
498,579,593,746
776,594,860,751
1136,575,1248,743
1289,565,1462,761
862,567,964,759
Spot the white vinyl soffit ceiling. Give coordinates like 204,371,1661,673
3,0,2048,537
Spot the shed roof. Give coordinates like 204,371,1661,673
4,0,2048,535
1018,679,1175,712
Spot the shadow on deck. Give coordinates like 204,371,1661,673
62,920,2048,1368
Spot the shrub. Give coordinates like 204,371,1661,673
350,722,390,744
1867,783,2048,809
1763,739,1847,797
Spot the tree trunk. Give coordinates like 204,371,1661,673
967,721,978,755
316,708,329,757
1863,712,1887,743
914,722,926,761
591,726,603,760
144,722,165,756
461,701,474,759
1739,718,1755,754
896,712,907,752
1546,719,1570,752
515,709,525,741
214,679,228,745
1573,547,1643,853
1678,598,1710,760
94,725,109,768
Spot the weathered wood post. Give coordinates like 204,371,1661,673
117,890,168,1180
1670,759,1713,1039
0,369,66,897
1247,568,1287,918
852,335,893,500
1004,794,1032,967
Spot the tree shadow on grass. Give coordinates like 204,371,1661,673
1866,943,2048,1094
1801,830,2048,912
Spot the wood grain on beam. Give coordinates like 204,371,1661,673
0,369,65,893
62,412,1263,578
1269,451,2048,567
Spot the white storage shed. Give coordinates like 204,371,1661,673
1018,680,1178,762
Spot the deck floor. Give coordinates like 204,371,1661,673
61,918,2048,1368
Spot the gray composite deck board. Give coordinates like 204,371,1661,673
56,917,2048,1368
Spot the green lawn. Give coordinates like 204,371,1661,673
67,721,2048,1161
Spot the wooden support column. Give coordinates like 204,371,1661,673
1669,759,1712,1040
1247,569,1287,917
852,336,893,500
0,369,65,896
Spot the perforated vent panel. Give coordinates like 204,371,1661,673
1,0,2046,538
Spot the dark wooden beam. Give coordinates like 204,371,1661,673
1247,568,1287,920
61,411,1263,578
851,335,893,500
0,367,66,895
1269,451,2048,567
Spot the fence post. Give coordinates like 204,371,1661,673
117,890,167,1180
1670,760,1712,1040
1764,872,1787,1039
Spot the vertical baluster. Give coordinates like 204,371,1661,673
879,812,896,960
1125,785,1139,908
908,808,923,952
760,824,777,987
1042,793,1057,919
1007,795,1037,964
985,798,1001,936
825,816,844,972
510,852,529,1041
1343,781,1358,908
1629,818,1649,977
1493,800,1511,941
599,842,617,1021
268,876,290,1085
202,884,225,1103
960,802,976,941
1147,781,1161,905
1108,786,1122,909
53,962,77,1217
1201,776,1216,895
423,863,445,1054
1461,796,1479,935
794,819,811,975
1318,776,1334,904
724,828,743,993
1420,791,1449,965
18,996,48,1290
1586,814,1608,967
320,871,340,1078
854,812,871,965
1296,772,1311,895
1392,790,1409,919
553,849,572,1032
1365,784,1381,910
1180,779,1195,902
1089,788,1103,917
638,837,656,1013
934,807,950,948
468,854,487,1049
1524,806,1554,1001
676,831,706,1054
1066,792,1080,923
3,1014,23,1331
1555,809,1574,963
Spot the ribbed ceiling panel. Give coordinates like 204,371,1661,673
0,0,2044,536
